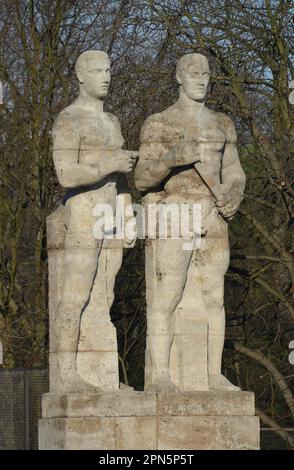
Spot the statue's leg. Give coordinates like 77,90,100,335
52,194,102,392
102,246,129,390
199,233,240,391
79,245,123,324
146,238,193,391
75,244,123,390
103,246,123,311
55,245,100,352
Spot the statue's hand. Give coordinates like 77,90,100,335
216,186,241,220
123,216,137,248
216,202,237,220
170,141,201,167
200,202,217,235
113,150,138,174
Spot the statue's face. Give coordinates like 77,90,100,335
178,58,209,101
79,57,111,99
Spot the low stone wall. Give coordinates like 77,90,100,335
39,390,259,450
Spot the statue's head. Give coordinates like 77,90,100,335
75,50,110,99
176,53,210,102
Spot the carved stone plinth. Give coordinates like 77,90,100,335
39,391,260,450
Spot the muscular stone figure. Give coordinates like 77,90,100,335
135,53,246,392
51,50,137,392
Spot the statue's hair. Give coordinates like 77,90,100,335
75,50,110,74
176,53,209,76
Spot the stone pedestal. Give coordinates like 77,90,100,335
39,391,259,450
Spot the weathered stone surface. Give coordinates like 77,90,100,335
158,416,215,450
76,351,119,390
170,322,209,391
40,51,258,452
39,417,116,450
78,316,118,352
41,390,255,418
66,418,116,450
42,394,68,419
215,416,260,450
39,391,259,449
49,352,98,394
156,391,255,416
39,418,67,450
158,416,259,450
42,391,156,418
39,414,259,450
115,417,157,450
47,208,65,355
46,50,138,393
135,53,246,393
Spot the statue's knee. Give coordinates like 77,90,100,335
207,301,225,319
154,289,183,313
57,291,89,314
147,308,172,335
56,335,77,352
55,298,84,341
106,291,115,308
202,288,224,314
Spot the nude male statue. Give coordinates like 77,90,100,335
52,50,137,391
135,53,246,391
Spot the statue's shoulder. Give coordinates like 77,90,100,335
143,110,166,126
161,103,181,121
105,112,121,128
140,106,174,143
105,111,119,121
213,110,237,143
53,102,82,130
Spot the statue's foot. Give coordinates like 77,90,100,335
149,375,179,392
119,382,135,392
68,370,103,393
57,371,101,393
209,374,240,391
52,352,102,393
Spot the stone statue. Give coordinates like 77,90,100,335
135,53,246,392
49,50,137,393
39,52,259,451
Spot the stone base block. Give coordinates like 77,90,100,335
39,391,260,450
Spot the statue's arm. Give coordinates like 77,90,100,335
221,142,246,197
52,113,123,189
135,116,201,192
217,117,246,218
134,141,174,191
116,173,137,247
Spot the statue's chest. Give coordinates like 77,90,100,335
162,118,226,151
79,114,124,149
